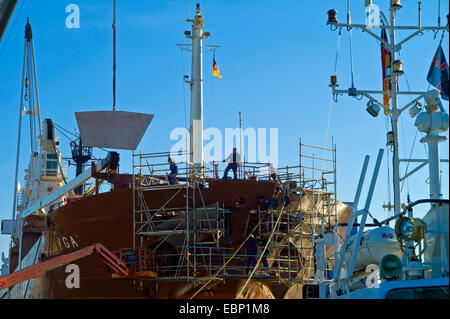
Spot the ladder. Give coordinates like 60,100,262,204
331,149,384,295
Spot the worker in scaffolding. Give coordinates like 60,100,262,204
259,196,278,211
168,157,178,185
222,147,241,180
257,236,270,270
245,234,258,274
245,234,270,274
268,163,277,180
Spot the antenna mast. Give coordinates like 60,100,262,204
186,4,206,170
327,1,449,216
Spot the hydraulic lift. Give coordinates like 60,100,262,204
0,243,132,290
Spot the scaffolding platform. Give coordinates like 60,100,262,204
123,142,339,287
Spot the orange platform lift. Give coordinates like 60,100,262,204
0,243,157,291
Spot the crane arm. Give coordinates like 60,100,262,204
0,243,129,290
0,0,19,43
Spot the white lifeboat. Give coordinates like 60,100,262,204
343,226,403,272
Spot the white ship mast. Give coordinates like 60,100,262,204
187,4,205,169
179,4,218,170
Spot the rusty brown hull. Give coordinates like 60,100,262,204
38,179,276,298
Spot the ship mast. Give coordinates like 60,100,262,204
327,1,449,216
178,4,218,170
187,4,205,170
388,6,401,215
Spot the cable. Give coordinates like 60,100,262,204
180,48,188,130
385,116,392,213
53,122,78,138
189,209,269,299
334,29,342,75
438,0,441,27
0,0,28,57
347,0,356,90
235,202,287,299
322,29,342,167
53,121,111,153
349,26,355,89
401,128,419,193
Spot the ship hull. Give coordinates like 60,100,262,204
38,179,277,298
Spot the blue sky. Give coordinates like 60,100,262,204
0,1,448,260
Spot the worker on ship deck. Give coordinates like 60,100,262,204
268,163,277,181
222,147,241,180
260,238,270,270
168,157,178,185
245,235,270,274
259,196,278,211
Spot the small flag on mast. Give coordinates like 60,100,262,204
427,42,449,101
212,53,222,78
381,28,392,115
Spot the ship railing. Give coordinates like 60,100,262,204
114,247,157,276
133,150,307,183
46,197,76,213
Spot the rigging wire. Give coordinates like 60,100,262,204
209,49,215,121
179,46,189,163
53,121,111,156
401,129,419,194
385,116,392,213
323,29,342,160
333,29,342,75
347,2,356,89
0,0,27,57
399,31,448,192
397,50,414,196
438,0,441,27
53,121,78,139
180,48,188,129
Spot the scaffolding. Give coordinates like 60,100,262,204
296,139,338,284
127,142,339,290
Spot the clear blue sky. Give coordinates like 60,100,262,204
0,0,448,260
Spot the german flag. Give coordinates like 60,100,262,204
381,28,392,115
212,53,222,78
